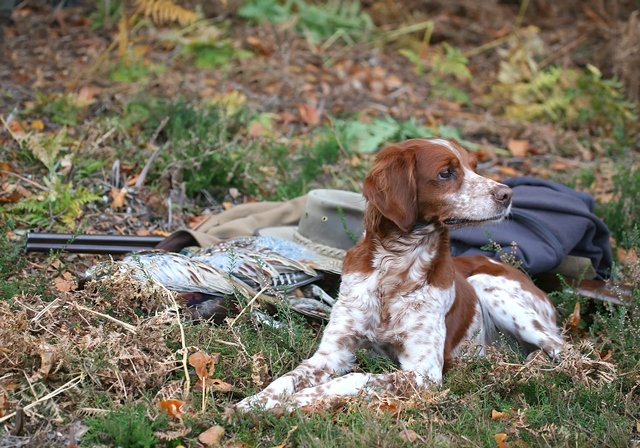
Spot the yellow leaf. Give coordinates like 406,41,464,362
158,399,186,419
30,119,45,131
494,433,509,448
491,409,507,420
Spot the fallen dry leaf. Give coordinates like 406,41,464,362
497,165,520,177
566,301,581,331
246,36,271,56
75,85,101,106
209,378,234,393
491,409,507,420
248,121,265,137
549,160,570,171
110,187,127,209
198,424,225,446
507,139,529,157
616,247,638,265
0,182,31,203
30,119,45,131
297,103,321,125
399,429,418,443
189,351,218,382
0,392,9,417
494,432,509,448
38,342,56,378
251,352,268,388
8,120,25,134
54,273,75,293
159,399,186,419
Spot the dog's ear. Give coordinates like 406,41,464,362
363,145,417,232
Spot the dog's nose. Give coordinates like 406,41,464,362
492,185,512,204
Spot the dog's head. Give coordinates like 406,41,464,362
363,138,512,232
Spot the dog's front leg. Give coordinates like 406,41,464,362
278,308,450,410
235,310,359,411
395,303,449,386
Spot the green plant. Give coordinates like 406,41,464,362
238,0,374,44
2,127,99,229
9,177,99,228
83,404,159,448
90,0,123,30
109,52,165,83
332,116,476,154
400,43,472,103
29,93,85,126
600,161,640,248
494,64,636,136
159,22,252,70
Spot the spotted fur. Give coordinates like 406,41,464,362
235,138,563,411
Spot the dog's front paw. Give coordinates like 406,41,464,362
234,392,283,412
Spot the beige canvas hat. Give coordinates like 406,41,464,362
258,189,366,271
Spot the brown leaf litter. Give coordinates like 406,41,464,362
0,269,190,430
496,341,617,388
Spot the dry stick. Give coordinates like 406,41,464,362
151,281,191,400
228,285,270,329
0,375,83,425
75,304,138,334
134,117,170,190
0,170,49,192
538,34,588,69
202,377,207,414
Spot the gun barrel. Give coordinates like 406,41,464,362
25,233,165,254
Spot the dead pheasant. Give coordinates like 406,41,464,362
83,236,338,321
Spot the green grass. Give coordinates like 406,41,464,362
0,226,51,301
83,403,163,448
600,160,640,248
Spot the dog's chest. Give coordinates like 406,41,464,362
338,272,455,344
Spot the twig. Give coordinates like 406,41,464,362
151,280,191,400
74,304,138,333
0,170,48,192
30,298,61,323
0,374,83,424
134,117,169,189
228,285,270,328
464,34,511,58
539,34,587,69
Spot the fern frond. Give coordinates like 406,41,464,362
135,0,198,26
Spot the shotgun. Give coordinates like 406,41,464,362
25,232,165,254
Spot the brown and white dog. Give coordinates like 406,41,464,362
236,138,563,411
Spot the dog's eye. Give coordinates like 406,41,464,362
438,168,454,180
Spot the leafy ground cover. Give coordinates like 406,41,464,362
0,1,639,446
